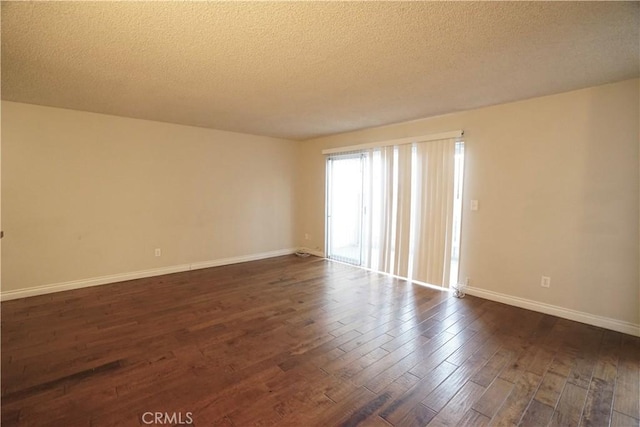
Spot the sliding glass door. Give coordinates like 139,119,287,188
325,139,465,288
326,154,365,265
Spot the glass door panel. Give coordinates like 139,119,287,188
326,154,364,265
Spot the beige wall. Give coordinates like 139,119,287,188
2,101,297,292
297,79,640,326
3,80,638,328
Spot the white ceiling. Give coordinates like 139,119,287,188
2,2,638,141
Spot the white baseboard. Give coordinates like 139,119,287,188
1,248,299,301
298,247,326,258
6,253,636,337
465,286,640,337
189,248,298,270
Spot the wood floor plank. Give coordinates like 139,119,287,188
1,255,638,427
348,372,421,425
364,330,456,393
457,409,490,427
407,327,479,379
613,336,640,420
527,348,556,376
421,352,493,413
348,334,430,384
611,410,640,427
550,382,588,427
471,349,511,387
581,330,621,427
548,349,579,379
471,377,514,419
568,354,597,390
395,403,437,427
315,386,377,426
353,415,393,427
489,371,543,426
379,361,457,425
519,399,554,427
535,371,568,408
425,380,485,427
582,377,615,427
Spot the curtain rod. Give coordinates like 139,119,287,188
321,130,464,155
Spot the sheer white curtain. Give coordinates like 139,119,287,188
359,138,458,287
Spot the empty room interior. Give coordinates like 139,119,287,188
1,2,639,427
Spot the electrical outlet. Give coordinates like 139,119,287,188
305,233,310,240
465,277,470,286
155,248,161,257
541,276,551,288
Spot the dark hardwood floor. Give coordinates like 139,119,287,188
2,255,639,426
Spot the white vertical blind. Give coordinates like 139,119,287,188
360,146,395,272
393,144,413,278
411,138,457,286
326,135,462,288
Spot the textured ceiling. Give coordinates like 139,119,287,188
2,2,638,140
